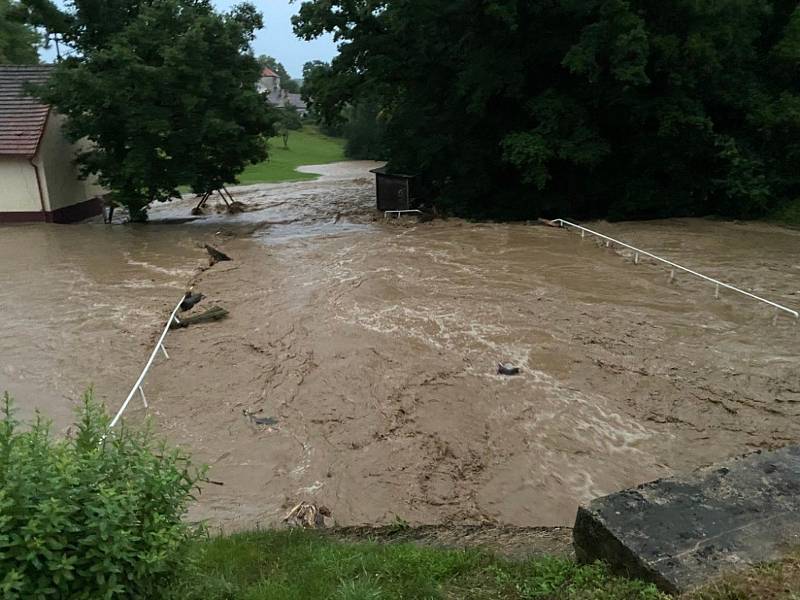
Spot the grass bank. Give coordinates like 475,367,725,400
237,126,345,185
169,529,666,599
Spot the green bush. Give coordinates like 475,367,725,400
0,392,203,599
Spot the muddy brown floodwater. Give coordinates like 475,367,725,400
2,160,799,531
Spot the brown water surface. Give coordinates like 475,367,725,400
0,223,209,426
2,161,798,529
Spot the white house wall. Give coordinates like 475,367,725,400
0,157,41,212
39,113,103,212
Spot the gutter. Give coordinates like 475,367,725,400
29,155,48,220
29,108,52,221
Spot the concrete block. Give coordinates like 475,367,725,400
573,446,800,594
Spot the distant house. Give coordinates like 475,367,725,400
256,66,308,117
0,65,104,223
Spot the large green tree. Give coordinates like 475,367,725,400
296,0,800,220
32,0,273,221
0,0,39,63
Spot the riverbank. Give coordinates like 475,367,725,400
170,528,666,599
166,528,798,599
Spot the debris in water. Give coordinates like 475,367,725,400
170,306,228,329
201,478,225,486
242,409,278,427
283,501,334,529
498,363,521,376
180,291,205,312
205,244,232,263
227,201,247,214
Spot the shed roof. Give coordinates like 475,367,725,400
0,65,53,157
370,166,417,178
261,66,279,78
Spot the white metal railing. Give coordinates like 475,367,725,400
109,296,183,428
385,209,423,218
551,218,799,320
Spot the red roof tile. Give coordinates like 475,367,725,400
0,66,53,157
261,66,279,78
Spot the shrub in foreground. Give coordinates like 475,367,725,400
0,392,202,599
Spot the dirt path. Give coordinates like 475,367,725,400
139,164,800,531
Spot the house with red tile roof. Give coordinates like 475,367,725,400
257,66,308,116
0,65,104,223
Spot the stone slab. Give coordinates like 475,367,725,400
573,446,800,594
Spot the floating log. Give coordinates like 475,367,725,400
205,244,232,263
170,306,228,329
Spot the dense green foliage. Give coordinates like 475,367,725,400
29,0,273,221
296,0,800,221
302,61,387,160
342,100,388,160
0,393,201,599
168,529,667,599
0,0,38,63
258,54,300,93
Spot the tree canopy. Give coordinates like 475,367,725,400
0,0,39,64
295,0,800,221
32,0,273,221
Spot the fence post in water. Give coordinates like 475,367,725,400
715,283,720,299
138,386,148,409
669,269,675,283
634,252,640,265
160,343,169,359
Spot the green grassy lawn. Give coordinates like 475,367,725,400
236,126,346,185
168,530,666,600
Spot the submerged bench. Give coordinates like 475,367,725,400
573,446,800,594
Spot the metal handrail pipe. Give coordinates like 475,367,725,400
551,218,799,319
385,209,423,218
109,296,183,428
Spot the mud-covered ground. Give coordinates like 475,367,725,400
2,161,798,531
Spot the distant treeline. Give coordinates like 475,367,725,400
297,1,800,221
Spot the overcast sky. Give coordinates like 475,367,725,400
41,0,338,79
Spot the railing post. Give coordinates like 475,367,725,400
138,386,148,409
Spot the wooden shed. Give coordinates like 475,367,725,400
370,166,421,212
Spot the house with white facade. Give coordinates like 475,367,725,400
0,65,104,223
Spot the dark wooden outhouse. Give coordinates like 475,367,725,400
370,167,421,211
